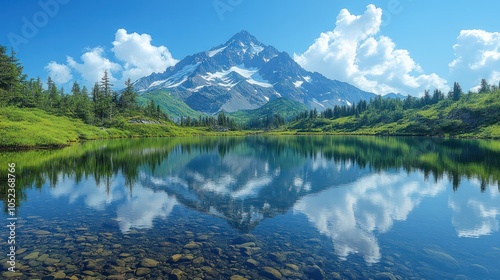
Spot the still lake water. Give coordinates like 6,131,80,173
1,136,500,279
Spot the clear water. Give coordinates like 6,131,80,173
1,136,499,279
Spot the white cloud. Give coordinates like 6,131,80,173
66,47,122,86
44,61,73,85
294,4,448,95
449,29,500,91
112,29,178,82
45,28,178,88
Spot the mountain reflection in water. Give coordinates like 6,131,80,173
1,136,499,273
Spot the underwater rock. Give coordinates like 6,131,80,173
171,254,183,262
169,268,186,280
245,258,259,268
183,241,200,249
232,234,257,245
135,267,151,276
140,258,159,268
260,267,282,280
423,248,460,270
305,265,326,280
23,252,40,260
230,275,248,280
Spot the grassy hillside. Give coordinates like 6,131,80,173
288,90,500,138
229,97,307,124
137,89,202,120
0,107,245,149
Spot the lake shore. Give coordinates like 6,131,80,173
2,107,499,151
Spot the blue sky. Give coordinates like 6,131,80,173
2,0,500,95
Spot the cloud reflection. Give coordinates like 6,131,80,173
294,172,446,264
49,173,178,233
448,179,500,238
116,185,177,233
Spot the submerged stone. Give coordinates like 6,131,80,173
245,258,259,268
15,248,27,254
423,248,460,270
280,269,301,277
193,257,205,265
331,272,342,279
268,252,286,263
140,258,159,268
3,272,23,278
44,258,60,265
23,252,40,260
169,268,186,280
261,267,282,280
171,254,183,262
230,275,248,280
305,265,326,280
136,267,151,276
232,234,257,245
183,241,200,249
53,271,66,279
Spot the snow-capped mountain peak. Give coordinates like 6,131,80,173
134,31,375,114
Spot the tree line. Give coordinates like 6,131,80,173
1,45,172,127
293,80,497,126
178,111,239,131
0,45,244,131
2,44,498,132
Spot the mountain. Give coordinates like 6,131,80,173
134,30,376,114
229,97,307,124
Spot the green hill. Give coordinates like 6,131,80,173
137,90,202,120
229,97,307,124
288,89,500,138
0,107,227,149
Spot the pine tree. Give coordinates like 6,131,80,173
0,46,22,106
119,78,138,114
72,81,89,121
80,86,94,124
47,77,61,112
423,90,431,105
479,78,490,93
452,82,463,101
99,70,114,121
91,82,104,122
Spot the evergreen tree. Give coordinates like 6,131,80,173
432,89,444,104
21,78,37,108
47,77,61,112
119,78,138,113
71,81,92,123
80,86,94,124
99,70,114,121
91,82,105,122
479,78,490,93
0,46,22,106
423,90,431,105
452,82,463,101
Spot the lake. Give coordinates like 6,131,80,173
1,136,499,279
